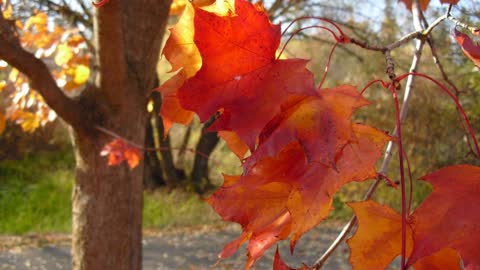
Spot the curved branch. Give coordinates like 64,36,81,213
0,14,85,129
312,3,428,268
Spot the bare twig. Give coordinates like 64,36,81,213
95,125,210,158
312,2,429,268
447,11,480,34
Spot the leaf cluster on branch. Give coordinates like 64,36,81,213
154,0,480,269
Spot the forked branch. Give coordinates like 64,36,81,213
0,10,85,130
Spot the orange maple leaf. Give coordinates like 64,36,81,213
348,200,414,270
218,130,249,159
100,139,141,169
348,199,462,270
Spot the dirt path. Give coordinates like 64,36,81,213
0,224,351,270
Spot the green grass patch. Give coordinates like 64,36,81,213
143,189,220,229
0,150,75,234
0,150,220,235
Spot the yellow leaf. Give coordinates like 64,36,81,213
0,113,6,135
73,65,90,85
55,44,73,66
2,4,12,19
20,112,40,133
0,81,6,92
8,68,19,81
25,12,48,32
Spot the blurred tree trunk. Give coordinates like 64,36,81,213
143,114,165,189
150,91,184,187
190,130,219,193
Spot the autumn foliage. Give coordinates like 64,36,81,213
0,7,90,134
154,0,480,269
3,0,480,269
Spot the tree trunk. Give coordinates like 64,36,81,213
191,131,219,193
0,1,172,269
69,1,172,269
71,109,147,270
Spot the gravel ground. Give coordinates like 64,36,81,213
0,224,352,270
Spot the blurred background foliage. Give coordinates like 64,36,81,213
1,0,479,233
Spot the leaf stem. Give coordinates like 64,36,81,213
312,21,426,270
277,26,340,60
95,125,210,158
392,84,407,270
318,42,338,89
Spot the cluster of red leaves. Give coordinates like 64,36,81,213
159,0,392,268
157,0,480,269
90,0,480,268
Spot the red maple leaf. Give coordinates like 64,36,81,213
100,139,141,169
407,165,480,270
178,0,316,149
453,28,480,67
207,124,390,268
244,85,369,170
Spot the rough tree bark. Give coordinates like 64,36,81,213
0,1,172,269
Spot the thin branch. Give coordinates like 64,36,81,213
33,0,93,28
75,0,93,23
0,12,84,129
447,12,480,34
312,4,428,268
95,125,209,158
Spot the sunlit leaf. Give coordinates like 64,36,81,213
55,44,74,66
100,139,142,169
0,113,6,135
347,200,413,270
73,64,90,85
